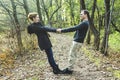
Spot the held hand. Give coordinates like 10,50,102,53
57,29,62,33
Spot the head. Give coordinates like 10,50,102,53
28,12,40,23
80,10,89,20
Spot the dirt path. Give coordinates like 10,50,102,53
0,33,119,80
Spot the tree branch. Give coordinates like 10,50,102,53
111,21,120,33
49,5,61,20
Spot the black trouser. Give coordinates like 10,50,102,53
45,48,57,69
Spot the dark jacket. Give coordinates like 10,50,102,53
27,22,56,50
61,21,89,43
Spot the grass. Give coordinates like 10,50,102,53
109,32,120,53
83,46,101,67
83,45,120,79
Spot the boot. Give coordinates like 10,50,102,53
53,65,63,74
53,65,73,74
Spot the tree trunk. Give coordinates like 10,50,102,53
41,0,50,25
23,0,29,16
87,0,97,44
91,0,100,50
0,1,15,38
80,0,86,10
10,0,23,54
101,0,115,56
36,0,44,25
69,0,75,25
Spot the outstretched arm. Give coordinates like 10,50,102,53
41,26,57,32
61,22,85,33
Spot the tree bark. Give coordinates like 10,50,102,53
23,0,29,16
91,0,100,50
87,0,97,44
68,0,75,25
10,0,23,54
80,0,86,10
36,0,44,25
101,0,115,56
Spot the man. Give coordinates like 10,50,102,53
57,10,90,71
27,12,72,74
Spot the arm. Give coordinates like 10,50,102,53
36,25,57,32
61,22,85,33
41,26,57,32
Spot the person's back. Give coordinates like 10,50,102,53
73,20,89,43
28,22,52,50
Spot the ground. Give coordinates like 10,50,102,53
0,33,119,80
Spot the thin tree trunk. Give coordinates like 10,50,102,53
87,0,99,44
36,0,44,25
80,0,86,10
69,0,75,25
23,0,29,16
41,0,50,25
10,0,23,54
0,1,15,38
101,0,115,56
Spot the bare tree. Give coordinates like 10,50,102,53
41,0,61,26
101,0,115,56
10,0,23,54
111,21,120,33
90,0,100,50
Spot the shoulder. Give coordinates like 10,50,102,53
27,23,34,34
82,21,89,26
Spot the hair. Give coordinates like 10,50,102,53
81,10,91,22
81,10,90,18
28,12,38,21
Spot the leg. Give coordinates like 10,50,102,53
68,41,82,70
45,48,73,74
68,41,78,69
45,48,57,68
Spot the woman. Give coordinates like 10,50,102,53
27,12,72,74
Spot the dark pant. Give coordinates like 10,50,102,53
45,48,57,69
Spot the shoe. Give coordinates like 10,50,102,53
62,68,73,74
53,65,64,74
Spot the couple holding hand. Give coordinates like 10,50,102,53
27,10,89,74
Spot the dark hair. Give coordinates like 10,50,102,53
81,10,89,17
28,12,38,21
82,10,91,22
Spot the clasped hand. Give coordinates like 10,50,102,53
56,29,62,33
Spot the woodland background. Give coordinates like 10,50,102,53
0,0,120,79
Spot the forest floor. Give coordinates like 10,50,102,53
0,33,120,80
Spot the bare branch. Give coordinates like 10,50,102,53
111,21,120,33
49,5,61,20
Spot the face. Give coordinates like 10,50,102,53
33,15,40,22
80,11,86,20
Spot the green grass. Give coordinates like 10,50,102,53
83,47,101,67
83,46,120,79
109,32,120,53
113,70,120,79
